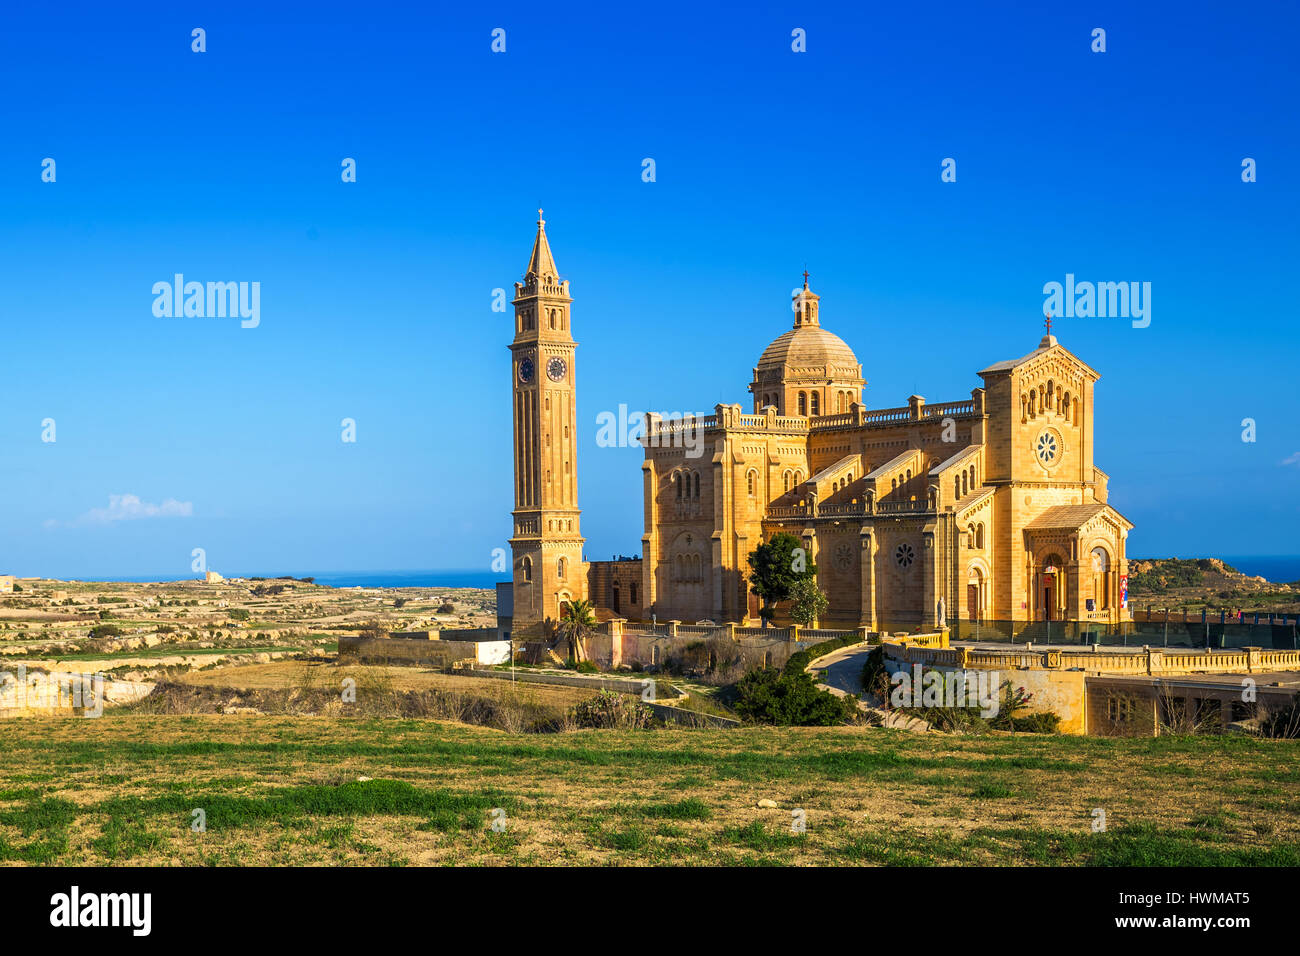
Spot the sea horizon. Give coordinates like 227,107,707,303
11,569,509,590
11,556,1300,589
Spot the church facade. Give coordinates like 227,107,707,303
508,215,1133,635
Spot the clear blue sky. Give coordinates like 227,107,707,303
1,0,1297,579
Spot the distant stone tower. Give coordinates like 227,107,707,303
509,211,586,634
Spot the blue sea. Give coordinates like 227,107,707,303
1218,556,1300,585
62,570,508,589
48,558,1300,588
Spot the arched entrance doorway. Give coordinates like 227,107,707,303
1038,554,1064,621
967,566,984,622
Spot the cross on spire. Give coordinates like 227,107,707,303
1044,310,1053,337
802,269,810,289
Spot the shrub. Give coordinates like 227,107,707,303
733,667,856,726
88,624,123,640
574,660,599,674
1261,699,1300,738
569,690,654,730
860,646,889,701
896,679,1061,735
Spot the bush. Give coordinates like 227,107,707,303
88,624,123,640
1261,699,1300,738
228,609,250,621
783,634,861,676
570,690,654,729
860,646,889,700
896,679,1061,735
733,667,857,726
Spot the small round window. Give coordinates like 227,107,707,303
895,543,915,569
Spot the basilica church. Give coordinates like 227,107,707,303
507,214,1132,635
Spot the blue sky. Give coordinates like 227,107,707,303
1,0,1297,579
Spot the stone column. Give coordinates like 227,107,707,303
921,529,937,629
859,527,876,629
610,619,625,669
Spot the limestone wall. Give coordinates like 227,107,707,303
339,635,509,667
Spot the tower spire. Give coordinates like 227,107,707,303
525,209,559,281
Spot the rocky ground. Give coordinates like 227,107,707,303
0,577,497,712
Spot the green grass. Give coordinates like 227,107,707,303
0,715,1298,865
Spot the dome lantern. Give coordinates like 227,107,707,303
748,274,867,417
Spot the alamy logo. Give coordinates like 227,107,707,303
596,404,705,459
152,274,260,328
0,664,104,717
1042,273,1151,328
49,886,151,936
890,664,1000,717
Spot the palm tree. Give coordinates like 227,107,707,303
558,599,597,665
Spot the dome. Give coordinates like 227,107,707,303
757,325,860,372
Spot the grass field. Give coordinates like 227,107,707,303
2,714,1299,866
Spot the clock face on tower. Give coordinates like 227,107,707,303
518,357,535,383
546,357,567,382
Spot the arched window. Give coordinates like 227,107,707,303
630,583,638,604
747,471,756,496
1062,392,1071,420
798,392,807,415
1029,390,1036,417
521,556,533,582
1046,380,1054,411
1092,547,1111,610
549,310,557,330
976,523,985,549
693,473,700,498
810,392,820,416
675,473,682,499
557,557,567,580
961,473,968,496
954,476,960,499
783,471,791,493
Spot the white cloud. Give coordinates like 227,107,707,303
47,494,194,528
1281,452,1300,467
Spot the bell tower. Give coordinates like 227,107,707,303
509,211,585,633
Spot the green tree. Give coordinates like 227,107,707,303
747,532,815,627
558,598,597,664
789,575,828,627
